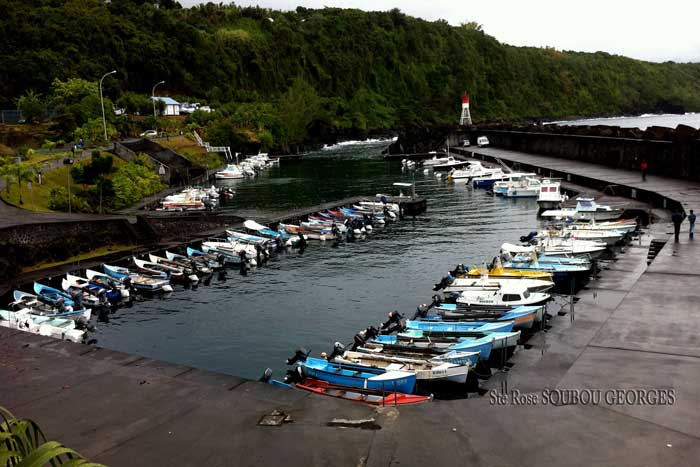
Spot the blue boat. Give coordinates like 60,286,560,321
11,290,91,320
501,260,589,280
33,282,76,308
103,264,173,293
472,175,505,189
300,357,416,394
398,329,521,350
372,334,494,360
430,304,542,329
225,230,270,246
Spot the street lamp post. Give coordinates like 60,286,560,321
152,80,165,119
100,70,117,142
15,157,23,205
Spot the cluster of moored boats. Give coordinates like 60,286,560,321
0,198,404,346
214,153,278,180
263,205,640,405
158,186,231,212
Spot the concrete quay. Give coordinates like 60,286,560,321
3,149,700,466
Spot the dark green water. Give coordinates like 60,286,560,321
95,142,540,379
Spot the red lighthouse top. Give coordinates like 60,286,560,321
462,93,470,105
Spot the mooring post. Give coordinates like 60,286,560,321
570,277,575,322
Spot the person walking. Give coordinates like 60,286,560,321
671,210,683,242
641,160,648,181
689,209,696,239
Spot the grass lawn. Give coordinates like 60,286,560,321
21,244,135,273
159,135,225,169
0,153,126,211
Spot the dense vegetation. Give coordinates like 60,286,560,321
2,0,700,150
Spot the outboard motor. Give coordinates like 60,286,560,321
414,304,430,319
286,347,310,365
519,231,538,244
69,287,83,307
238,249,248,275
327,342,345,361
380,311,404,334
259,368,273,383
351,327,378,351
275,236,284,252
283,366,305,384
432,294,442,308
297,232,307,251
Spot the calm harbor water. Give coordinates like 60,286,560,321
551,112,700,130
96,142,543,379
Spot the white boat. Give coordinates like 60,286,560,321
147,254,200,283
335,350,473,384
502,239,606,259
447,161,500,182
83,270,130,298
537,179,567,209
503,177,541,198
421,155,450,167
539,228,624,246
541,198,624,221
357,200,400,213
201,241,258,265
0,309,87,343
456,283,550,309
159,187,213,211
565,219,638,234
432,156,470,171
443,276,554,296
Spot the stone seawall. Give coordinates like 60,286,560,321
0,218,139,281
464,127,700,181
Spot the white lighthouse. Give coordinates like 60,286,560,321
459,92,472,126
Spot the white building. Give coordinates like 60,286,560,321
151,96,181,116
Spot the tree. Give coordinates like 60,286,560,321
278,77,320,148
16,90,44,122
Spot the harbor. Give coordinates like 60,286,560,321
2,142,699,466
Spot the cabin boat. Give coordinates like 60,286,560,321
537,179,567,209
541,198,624,221
215,164,245,179
491,173,538,196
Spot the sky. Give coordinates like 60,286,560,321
178,0,700,63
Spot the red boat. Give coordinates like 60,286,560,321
296,378,432,406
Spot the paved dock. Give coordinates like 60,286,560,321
3,148,700,466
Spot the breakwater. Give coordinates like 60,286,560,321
461,123,700,181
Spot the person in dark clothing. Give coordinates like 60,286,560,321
689,209,696,240
671,210,684,242
641,161,648,181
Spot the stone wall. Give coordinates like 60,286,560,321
0,219,139,281
465,125,700,181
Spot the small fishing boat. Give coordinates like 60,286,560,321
185,247,228,270
501,240,605,259
215,164,246,179
33,282,78,309
0,309,87,343
357,200,400,213
84,269,131,298
10,290,91,321
461,265,553,281
63,273,122,304
102,264,173,293
491,173,538,196
442,276,554,296
295,379,431,406
421,154,450,167
538,228,624,246
430,304,545,326
133,257,188,283
396,328,522,351
471,170,508,189
334,350,473,384
455,283,550,310
299,357,417,394
243,220,305,246
432,156,470,171
541,198,624,221
148,254,201,281
165,250,219,272
201,241,258,266
278,223,331,241
225,230,272,247
370,334,494,360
